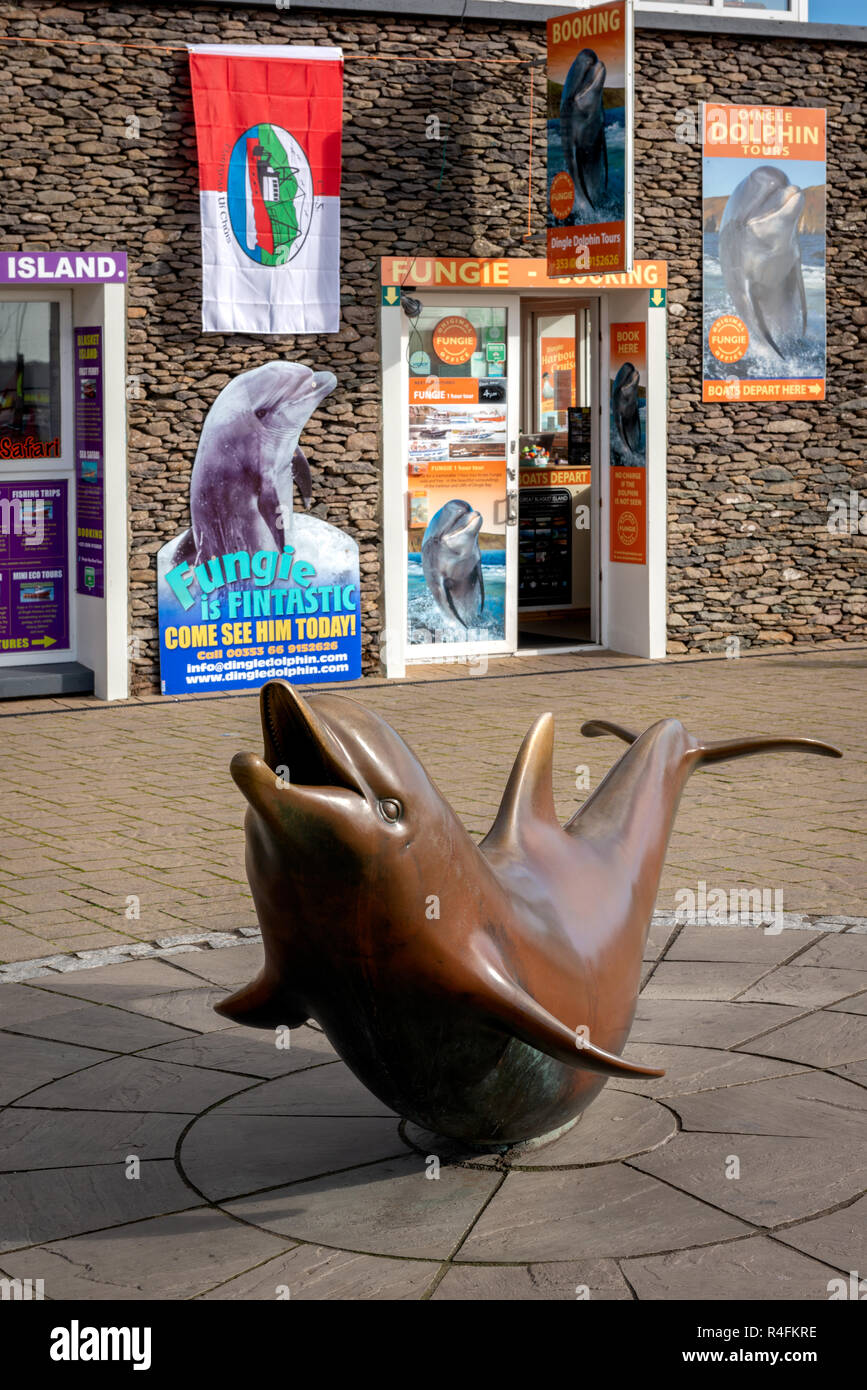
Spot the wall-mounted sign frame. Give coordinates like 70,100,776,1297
701,104,826,403
546,1,634,278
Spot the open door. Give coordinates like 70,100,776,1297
517,297,600,652
386,294,520,671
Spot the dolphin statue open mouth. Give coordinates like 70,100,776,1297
559,48,608,215
719,164,807,361
218,681,843,1147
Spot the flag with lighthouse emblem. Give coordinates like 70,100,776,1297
189,45,343,334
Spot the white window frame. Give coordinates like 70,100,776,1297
634,0,807,20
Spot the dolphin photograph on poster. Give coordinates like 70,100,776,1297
609,321,646,468
702,104,826,403
546,0,634,277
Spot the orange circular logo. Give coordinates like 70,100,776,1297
617,510,639,548
708,315,749,364
432,316,477,367
549,171,575,221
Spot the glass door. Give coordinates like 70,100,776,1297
518,298,598,649
401,296,519,664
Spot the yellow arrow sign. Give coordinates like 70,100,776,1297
650,288,666,308
382,286,400,306
31,635,56,648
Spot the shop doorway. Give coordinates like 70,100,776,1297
0,290,79,685
518,298,599,653
380,256,667,680
0,259,129,701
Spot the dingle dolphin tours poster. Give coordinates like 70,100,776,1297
546,1,634,278
156,361,361,694
702,104,827,403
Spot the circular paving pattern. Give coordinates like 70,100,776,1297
1,928,865,1299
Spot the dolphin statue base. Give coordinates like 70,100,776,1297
217,681,842,1146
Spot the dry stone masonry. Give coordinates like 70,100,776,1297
0,2,864,689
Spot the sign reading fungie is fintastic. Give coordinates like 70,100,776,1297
74,326,105,597
157,361,361,694
609,321,646,565
546,1,633,277
0,481,70,654
189,44,343,334
702,104,826,403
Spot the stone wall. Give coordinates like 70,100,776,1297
0,2,863,690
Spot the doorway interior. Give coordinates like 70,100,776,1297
518,297,598,654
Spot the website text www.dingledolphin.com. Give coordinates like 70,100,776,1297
182,657,352,685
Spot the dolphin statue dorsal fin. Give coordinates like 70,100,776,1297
482,712,559,850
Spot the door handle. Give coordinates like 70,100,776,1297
506,492,519,526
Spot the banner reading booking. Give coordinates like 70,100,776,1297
156,360,362,694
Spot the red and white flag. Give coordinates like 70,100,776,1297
189,45,343,334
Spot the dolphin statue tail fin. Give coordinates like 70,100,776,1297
580,719,843,766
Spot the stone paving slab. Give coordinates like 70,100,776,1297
620,1238,846,1302
454,1165,750,1263
431,1260,633,1301
0,906,864,1300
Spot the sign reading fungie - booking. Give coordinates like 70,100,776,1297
546,1,634,278
702,105,826,403
157,361,361,695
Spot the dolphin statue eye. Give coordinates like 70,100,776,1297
378,797,402,823
255,406,269,420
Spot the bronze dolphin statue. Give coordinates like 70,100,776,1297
217,681,842,1146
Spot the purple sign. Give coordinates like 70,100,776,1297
0,480,69,654
74,326,105,597
0,252,126,285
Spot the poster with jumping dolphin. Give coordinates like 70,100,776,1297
609,321,646,565
406,377,507,648
702,104,826,403
189,45,343,334
546,1,634,278
609,321,646,468
156,361,361,694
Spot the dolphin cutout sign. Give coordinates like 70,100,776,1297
156,363,361,694
219,681,842,1146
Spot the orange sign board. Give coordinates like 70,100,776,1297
520,467,590,489
703,379,825,402
703,105,826,162
381,257,667,292
408,377,479,405
610,466,646,565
